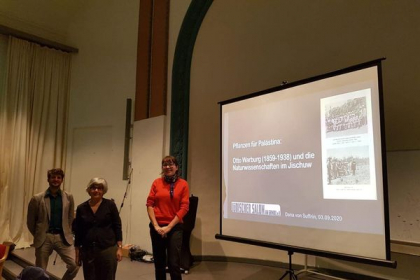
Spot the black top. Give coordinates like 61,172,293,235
74,198,122,249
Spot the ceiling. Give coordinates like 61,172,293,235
0,0,87,43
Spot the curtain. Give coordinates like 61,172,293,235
0,36,71,248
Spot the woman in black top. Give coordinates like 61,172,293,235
74,178,123,280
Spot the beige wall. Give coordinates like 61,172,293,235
0,0,84,44
2,0,420,279
65,0,139,235
66,0,193,252
189,0,420,275
126,0,193,251
186,1,420,279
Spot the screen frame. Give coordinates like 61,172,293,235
216,58,395,268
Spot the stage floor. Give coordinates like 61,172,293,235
4,247,324,280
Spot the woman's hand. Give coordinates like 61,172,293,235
154,224,166,237
116,247,123,262
161,225,172,236
75,247,82,266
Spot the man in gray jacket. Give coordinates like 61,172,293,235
27,168,79,280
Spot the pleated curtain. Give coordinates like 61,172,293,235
0,36,71,248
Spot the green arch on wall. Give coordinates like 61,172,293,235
170,0,213,179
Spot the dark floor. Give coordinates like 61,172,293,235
3,247,330,280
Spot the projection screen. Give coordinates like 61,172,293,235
217,59,394,266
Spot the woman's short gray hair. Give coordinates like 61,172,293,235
86,177,108,194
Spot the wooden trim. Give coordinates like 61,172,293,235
135,0,153,121
149,0,169,117
135,0,170,120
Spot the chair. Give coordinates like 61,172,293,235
0,243,10,278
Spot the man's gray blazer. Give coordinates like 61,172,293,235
27,190,75,248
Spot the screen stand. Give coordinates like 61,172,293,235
279,251,298,280
295,255,347,280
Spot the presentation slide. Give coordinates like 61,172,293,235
220,64,389,260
